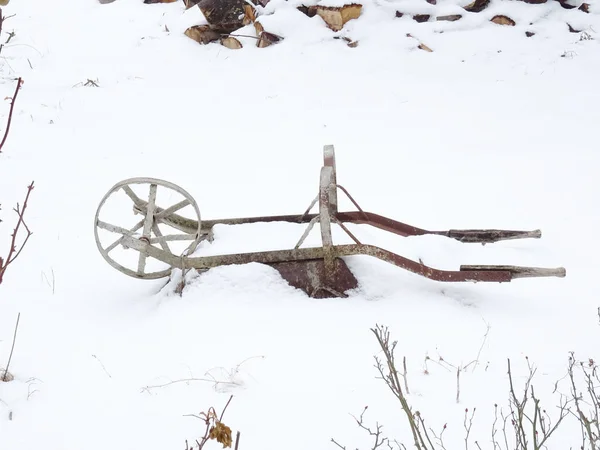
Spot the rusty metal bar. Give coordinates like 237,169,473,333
120,235,564,283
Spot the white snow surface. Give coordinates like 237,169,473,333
0,0,599,449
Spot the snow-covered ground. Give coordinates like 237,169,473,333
0,0,599,448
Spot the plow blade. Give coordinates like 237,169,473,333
268,259,358,298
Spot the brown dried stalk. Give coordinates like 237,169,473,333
0,182,34,285
0,77,23,153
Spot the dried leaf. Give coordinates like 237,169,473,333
209,422,233,448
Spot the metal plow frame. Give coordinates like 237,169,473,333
95,145,566,298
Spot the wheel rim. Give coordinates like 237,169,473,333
94,177,202,279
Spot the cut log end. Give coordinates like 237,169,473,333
221,36,243,49
185,25,222,45
491,15,516,26
316,3,362,31
463,0,490,13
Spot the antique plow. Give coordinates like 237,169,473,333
94,145,566,298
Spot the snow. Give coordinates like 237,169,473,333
0,0,599,449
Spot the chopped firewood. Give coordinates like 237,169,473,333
183,0,201,7
257,31,283,48
526,31,535,37
413,14,430,22
243,4,257,25
254,20,264,34
297,5,318,17
567,22,581,32
315,4,362,32
185,25,222,44
220,36,243,49
395,11,404,17
463,0,489,13
197,0,247,32
144,0,178,3
556,0,576,9
579,2,589,12
491,15,516,25
437,14,462,21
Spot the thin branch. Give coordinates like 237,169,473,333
2,312,20,381
141,377,238,393
0,181,35,284
0,77,23,152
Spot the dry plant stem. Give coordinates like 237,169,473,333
371,324,432,450
0,182,34,285
2,312,20,381
456,369,460,403
141,376,237,393
0,77,23,152
506,357,569,450
567,353,599,449
234,431,240,450
464,408,476,450
403,356,410,395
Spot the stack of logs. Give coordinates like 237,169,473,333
138,0,593,50
179,0,362,49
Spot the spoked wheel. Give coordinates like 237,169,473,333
94,177,202,279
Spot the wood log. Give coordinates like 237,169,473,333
298,5,318,17
197,0,247,32
463,0,490,13
221,36,243,49
579,3,589,12
437,14,462,21
184,25,221,44
184,0,202,8
413,14,430,22
491,15,516,25
315,4,362,32
257,31,283,48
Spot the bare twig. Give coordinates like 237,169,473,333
371,324,433,450
141,377,237,393
464,408,476,450
0,77,23,152
402,356,410,395
2,312,20,381
0,181,35,284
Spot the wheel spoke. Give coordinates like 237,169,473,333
138,184,158,274
155,199,191,219
104,219,145,253
152,223,171,254
97,220,138,236
122,185,144,207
